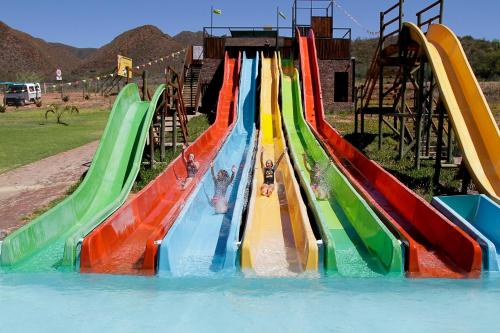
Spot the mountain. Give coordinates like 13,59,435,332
71,25,185,78
0,21,94,81
173,31,204,47
0,22,186,82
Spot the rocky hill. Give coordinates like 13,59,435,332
0,22,188,82
71,25,185,79
0,21,94,81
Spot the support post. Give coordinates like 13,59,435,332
447,121,454,164
433,100,445,187
415,59,425,169
398,45,408,160
360,84,365,134
378,11,384,150
142,70,154,168
425,76,434,156
160,86,166,162
354,86,358,134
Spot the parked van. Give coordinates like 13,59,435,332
4,83,42,106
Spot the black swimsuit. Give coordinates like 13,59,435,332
264,166,275,185
186,162,197,178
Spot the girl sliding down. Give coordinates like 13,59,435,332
303,153,330,201
175,144,200,189
260,148,286,197
210,162,237,214
182,144,199,188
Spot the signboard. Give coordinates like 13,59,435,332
56,69,62,81
117,55,133,78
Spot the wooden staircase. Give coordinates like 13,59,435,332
182,65,202,114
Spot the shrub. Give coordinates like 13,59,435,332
0,104,6,113
44,104,79,125
62,95,70,102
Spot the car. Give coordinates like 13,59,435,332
4,83,42,106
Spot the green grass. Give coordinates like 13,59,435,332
0,107,109,173
326,112,463,202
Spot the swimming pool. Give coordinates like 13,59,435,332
1,271,499,332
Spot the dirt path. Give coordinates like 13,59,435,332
0,141,98,240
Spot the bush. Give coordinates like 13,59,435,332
0,104,6,113
35,99,43,107
44,104,79,125
84,94,90,100
62,95,70,102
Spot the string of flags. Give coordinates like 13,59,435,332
46,48,187,89
332,0,379,37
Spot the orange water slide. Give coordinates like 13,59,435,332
80,52,241,275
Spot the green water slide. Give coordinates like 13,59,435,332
0,83,164,271
279,58,403,276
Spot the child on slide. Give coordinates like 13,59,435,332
210,162,237,214
260,148,286,197
181,144,199,189
303,153,330,201
174,144,200,189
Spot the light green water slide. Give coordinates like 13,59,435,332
280,58,403,276
0,83,163,271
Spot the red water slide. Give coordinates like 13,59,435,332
80,52,241,275
297,29,481,278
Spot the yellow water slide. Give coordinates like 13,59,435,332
241,52,318,276
405,23,500,203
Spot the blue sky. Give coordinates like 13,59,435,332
1,0,498,47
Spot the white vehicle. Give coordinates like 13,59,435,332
4,83,42,106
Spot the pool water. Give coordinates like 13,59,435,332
1,271,499,332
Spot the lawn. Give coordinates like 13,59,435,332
0,107,109,173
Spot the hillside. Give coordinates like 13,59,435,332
0,21,91,81
71,25,185,79
173,31,204,47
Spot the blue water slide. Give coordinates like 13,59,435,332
158,52,259,276
432,195,500,272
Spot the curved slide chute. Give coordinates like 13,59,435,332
282,56,402,276
240,52,318,277
298,29,482,277
80,52,240,275
405,23,499,203
157,52,258,276
1,83,162,271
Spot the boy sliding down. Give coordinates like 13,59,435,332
260,148,286,197
210,162,237,214
303,153,330,201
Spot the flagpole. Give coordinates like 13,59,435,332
211,6,213,36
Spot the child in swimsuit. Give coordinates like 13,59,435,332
210,162,236,214
303,153,330,200
260,148,286,197
179,144,199,189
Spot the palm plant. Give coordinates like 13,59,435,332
45,104,79,125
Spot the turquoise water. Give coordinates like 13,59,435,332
1,271,500,332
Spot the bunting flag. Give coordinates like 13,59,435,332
42,48,186,89
332,0,379,36
279,11,287,20
213,9,222,15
